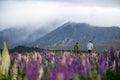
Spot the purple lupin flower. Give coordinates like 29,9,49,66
48,65,69,80
98,55,109,76
85,57,91,77
26,60,40,80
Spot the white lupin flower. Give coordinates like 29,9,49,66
12,61,17,80
38,65,44,80
0,42,10,75
34,52,38,61
0,53,1,65
112,60,116,70
51,57,55,65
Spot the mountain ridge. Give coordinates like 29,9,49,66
0,27,48,48
28,22,120,48
0,22,120,49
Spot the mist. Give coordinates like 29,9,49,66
0,1,120,31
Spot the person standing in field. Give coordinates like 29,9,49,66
74,42,79,53
87,41,93,54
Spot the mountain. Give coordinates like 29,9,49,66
29,22,120,49
94,40,120,51
0,22,120,50
0,28,48,49
0,28,28,48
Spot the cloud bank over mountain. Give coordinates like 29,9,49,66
0,0,120,31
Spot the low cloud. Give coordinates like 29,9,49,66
2,0,120,8
0,1,120,31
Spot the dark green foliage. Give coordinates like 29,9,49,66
43,66,49,80
70,75,84,80
0,74,12,80
104,68,120,80
3,45,44,53
0,46,88,53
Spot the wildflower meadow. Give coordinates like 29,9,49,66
0,42,120,80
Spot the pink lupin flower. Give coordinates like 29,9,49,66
49,51,55,56
68,57,73,66
18,54,22,61
92,53,97,57
57,72,64,80
61,54,66,65
32,52,37,61
37,54,42,64
82,58,86,67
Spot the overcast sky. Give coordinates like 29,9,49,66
0,0,120,30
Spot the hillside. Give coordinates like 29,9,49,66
0,28,48,49
0,22,120,50
29,22,120,49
